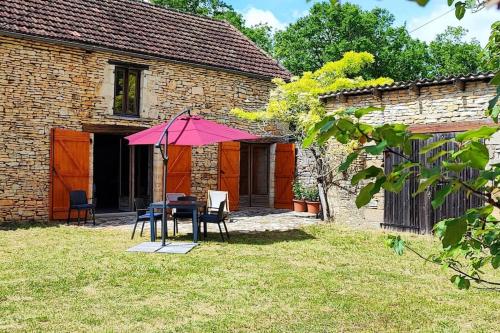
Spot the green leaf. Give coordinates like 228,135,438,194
386,235,405,255
441,217,467,248
414,174,440,196
355,182,375,208
336,118,354,132
443,161,468,173
409,133,432,140
455,126,499,142
492,72,500,86
338,152,359,172
383,171,412,193
415,0,430,6
492,255,500,269
455,141,489,169
447,0,454,6
431,182,459,209
354,106,384,119
365,140,387,155
420,139,450,154
351,166,383,185
451,275,470,290
455,2,466,20
427,150,449,163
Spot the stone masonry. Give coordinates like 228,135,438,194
322,79,498,229
0,35,286,223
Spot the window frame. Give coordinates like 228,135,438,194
112,65,142,117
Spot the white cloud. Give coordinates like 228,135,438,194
408,5,500,46
243,7,286,31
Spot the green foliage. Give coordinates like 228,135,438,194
231,51,393,135
293,181,305,200
305,98,500,289
427,27,483,77
274,2,485,80
304,186,320,201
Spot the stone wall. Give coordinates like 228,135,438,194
323,80,498,229
295,147,318,189
0,35,285,223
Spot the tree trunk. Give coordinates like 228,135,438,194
310,146,332,220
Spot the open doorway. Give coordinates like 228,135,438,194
239,143,270,207
93,133,152,213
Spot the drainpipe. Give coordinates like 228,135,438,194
155,107,192,246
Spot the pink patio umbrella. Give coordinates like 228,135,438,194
125,108,259,245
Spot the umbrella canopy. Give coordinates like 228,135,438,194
125,116,259,146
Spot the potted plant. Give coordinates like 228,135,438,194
292,181,307,212
304,186,321,215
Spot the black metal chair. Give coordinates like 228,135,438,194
172,196,197,236
67,190,96,226
199,200,229,242
131,198,162,240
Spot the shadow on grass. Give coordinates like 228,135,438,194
171,228,316,245
0,220,63,231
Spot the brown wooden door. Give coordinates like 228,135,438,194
274,143,295,209
50,128,90,220
167,145,192,194
219,142,240,211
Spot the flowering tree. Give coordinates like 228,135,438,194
231,51,393,219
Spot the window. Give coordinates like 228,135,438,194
113,66,141,116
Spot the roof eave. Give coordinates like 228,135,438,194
319,72,496,101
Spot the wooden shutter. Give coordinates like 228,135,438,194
274,143,295,209
50,128,90,220
218,142,240,211
167,145,192,194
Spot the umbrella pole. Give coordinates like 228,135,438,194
161,134,168,247
156,107,192,247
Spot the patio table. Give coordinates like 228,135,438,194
148,200,206,245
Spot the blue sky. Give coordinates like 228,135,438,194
229,0,499,46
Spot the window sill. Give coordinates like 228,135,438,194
107,114,153,122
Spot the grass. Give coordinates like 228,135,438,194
0,223,499,332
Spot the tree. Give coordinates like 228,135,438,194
428,26,483,77
231,51,393,219
150,0,274,54
274,1,487,80
274,2,431,80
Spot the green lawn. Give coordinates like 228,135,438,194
0,223,498,332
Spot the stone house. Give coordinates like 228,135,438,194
0,0,295,223
319,73,498,233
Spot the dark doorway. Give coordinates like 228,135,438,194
93,133,152,213
239,143,270,207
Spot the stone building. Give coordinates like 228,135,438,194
0,0,295,223
319,73,498,232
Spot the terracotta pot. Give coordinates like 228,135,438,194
293,199,307,212
306,201,321,215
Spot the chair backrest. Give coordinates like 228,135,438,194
217,200,227,221
134,197,148,211
176,196,197,213
166,193,185,202
69,190,88,206
207,190,229,213
178,196,197,202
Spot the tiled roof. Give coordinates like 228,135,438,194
0,0,290,80
319,72,496,100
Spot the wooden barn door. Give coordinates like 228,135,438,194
274,143,295,209
50,128,90,220
167,145,191,194
218,142,240,211
384,132,483,233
